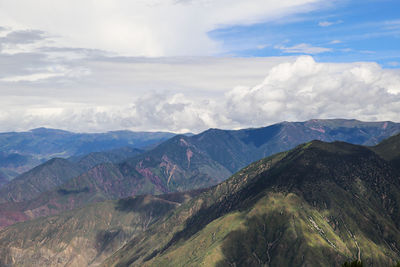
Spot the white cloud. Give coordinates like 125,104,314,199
1,56,399,133
387,61,399,67
275,43,332,54
330,40,341,44
0,56,293,132
318,21,333,27
318,20,343,27
0,0,324,57
257,44,269,50
222,56,400,128
384,19,400,30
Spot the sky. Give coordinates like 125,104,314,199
0,0,399,133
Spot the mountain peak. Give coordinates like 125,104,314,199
29,127,71,135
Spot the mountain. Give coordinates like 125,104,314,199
0,171,8,188
0,136,231,229
69,147,144,170
0,190,203,267
51,119,400,195
0,128,176,179
41,119,400,201
0,119,399,230
0,152,43,183
0,158,84,204
371,133,400,170
0,147,143,205
102,140,400,267
0,134,399,266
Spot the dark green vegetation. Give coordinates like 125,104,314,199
342,260,363,267
341,260,400,267
101,138,400,267
0,190,203,266
0,128,176,180
372,133,400,170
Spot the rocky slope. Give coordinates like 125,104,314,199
0,190,203,267
103,140,400,267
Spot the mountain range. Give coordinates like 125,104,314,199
0,128,176,181
0,119,399,230
0,128,399,266
104,134,400,266
0,147,143,204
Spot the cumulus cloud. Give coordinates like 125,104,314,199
275,43,332,54
0,56,292,132
223,56,400,127
1,56,399,133
330,40,341,44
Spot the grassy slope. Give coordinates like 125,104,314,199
0,191,202,267
371,133,400,170
104,141,400,267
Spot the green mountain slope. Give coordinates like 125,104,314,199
103,140,400,267
0,190,202,267
371,133,400,170
190,119,400,172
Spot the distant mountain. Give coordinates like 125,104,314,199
0,136,231,229
0,152,43,183
0,158,83,204
69,146,144,170
0,171,8,188
0,119,399,229
48,119,400,199
0,190,203,267
0,128,176,180
0,147,143,205
103,140,400,267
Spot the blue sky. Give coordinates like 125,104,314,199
210,0,400,68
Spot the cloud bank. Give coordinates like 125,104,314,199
1,56,398,133
0,0,323,57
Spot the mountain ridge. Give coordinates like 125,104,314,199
0,119,399,230
0,134,399,266
0,129,176,181
103,139,400,266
